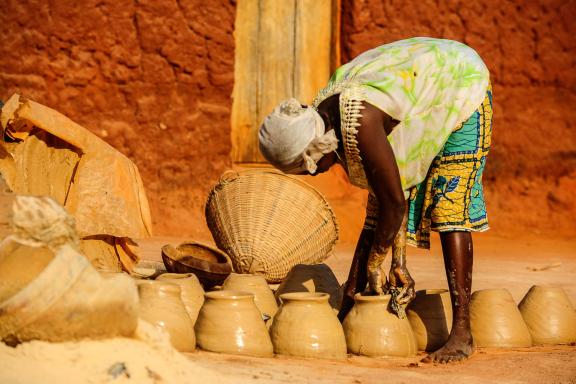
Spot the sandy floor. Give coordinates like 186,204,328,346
139,233,576,383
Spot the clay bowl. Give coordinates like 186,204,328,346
162,242,232,288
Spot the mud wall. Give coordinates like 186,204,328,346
0,0,574,238
0,0,235,237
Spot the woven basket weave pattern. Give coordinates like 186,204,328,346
205,170,339,283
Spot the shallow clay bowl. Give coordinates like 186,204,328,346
162,242,232,288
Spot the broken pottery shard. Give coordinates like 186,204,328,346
0,94,152,240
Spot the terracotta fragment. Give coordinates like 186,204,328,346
137,281,196,352
271,292,347,360
343,293,417,357
195,290,273,357
470,288,532,348
518,285,576,345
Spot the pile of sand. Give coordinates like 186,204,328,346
0,321,246,384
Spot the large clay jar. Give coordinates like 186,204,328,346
407,289,453,351
137,281,196,352
343,293,417,357
195,290,273,357
275,264,342,311
270,292,347,360
470,288,532,348
156,273,205,325
518,285,576,345
222,273,278,320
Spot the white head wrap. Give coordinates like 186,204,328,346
258,98,339,174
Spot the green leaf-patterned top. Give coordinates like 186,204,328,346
313,37,490,197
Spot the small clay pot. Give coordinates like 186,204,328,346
518,285,576,345
137,281,196,352
162,242,232,288
156,273,205,325
343,293,417,357
470,288,532,348
406,289,453,351
270,292,347,360
275,264,342,311
195,290,273,357
222,273,278,321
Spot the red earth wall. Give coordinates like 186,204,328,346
0,0,235,238
0,0,574,239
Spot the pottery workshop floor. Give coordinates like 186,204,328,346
139,233,576,384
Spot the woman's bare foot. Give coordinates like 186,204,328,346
422,327,475,364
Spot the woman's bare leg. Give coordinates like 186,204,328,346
424,231,475,363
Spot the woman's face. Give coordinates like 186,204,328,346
310,151,337,176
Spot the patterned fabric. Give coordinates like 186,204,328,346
313,37,490,196
405,86,493,248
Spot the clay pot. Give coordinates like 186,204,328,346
156,273,205,325
275,264,342,311
222,273,278,320
407,289,453,351
270,292,347,359
137,281,196,352
195,290,273,357
343,293,417,357
518,285,576,345
470,289,532,348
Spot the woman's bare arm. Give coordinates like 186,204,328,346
356,103,406,293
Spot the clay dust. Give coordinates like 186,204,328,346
0,321,248,384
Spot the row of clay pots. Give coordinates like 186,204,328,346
136,271,575,356
406,286,576,351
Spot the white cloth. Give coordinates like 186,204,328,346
259,98,338,174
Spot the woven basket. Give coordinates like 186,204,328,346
205,169,339,283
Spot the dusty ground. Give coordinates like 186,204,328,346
139,232,576,384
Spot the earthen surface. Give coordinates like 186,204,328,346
1,1,573,238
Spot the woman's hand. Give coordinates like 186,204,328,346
386,264,416,305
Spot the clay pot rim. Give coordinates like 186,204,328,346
224,273,268,283
279,292,329,302
156,272,196,280
354,293,392,302
137,280,181,294
205,290,255,300
526,284,566,291
416,289,449,296
471,288,513,298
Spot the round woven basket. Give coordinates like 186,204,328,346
205,169,339,283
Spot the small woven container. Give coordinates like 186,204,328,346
205,170,339,283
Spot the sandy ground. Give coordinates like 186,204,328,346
139,233,576,384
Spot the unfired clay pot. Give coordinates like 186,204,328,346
470,288,532,348
275,264,342,311
518,285,576,345
195,290,273,357
407,289,453,351
137,281,196,352
222,273,278,320
343,293,417,357
156,273,205,325
270,292,347,359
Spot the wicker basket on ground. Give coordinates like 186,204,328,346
205,170,339,283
